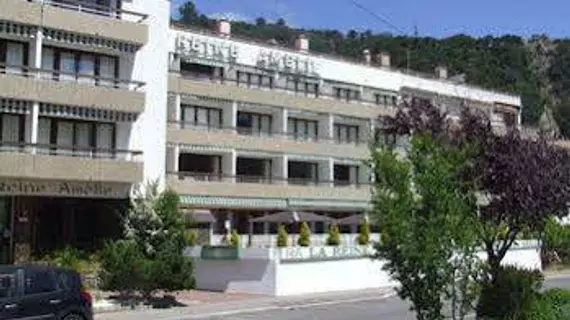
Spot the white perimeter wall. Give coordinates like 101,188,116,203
189,241,542,296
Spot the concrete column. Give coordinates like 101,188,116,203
318,158,334,186
174,94,181,123
272,155,288,185
318,113,334,141
262,212,269,234
273,107,288,136
172,145,180,174
26,30,42,154
29,29,42,70
223,101,237,129
223,151,237,182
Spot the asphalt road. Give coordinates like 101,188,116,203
198,275,570,320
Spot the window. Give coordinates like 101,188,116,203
286,77,319,96
334,87,360,102
288,161,318,185
24,270,58,295
42,46,119,86
180,61,216,80
334,164,359,186
374,128,397,148
0,40,27,74
237,112,272,135
181,105,223,129
334,124,359,143
236,71,273,88
38,118,116,156
0,114,25,147
287,118,318,141
375,93,398,106
0,271,17,299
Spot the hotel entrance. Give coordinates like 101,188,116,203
7,196,129,263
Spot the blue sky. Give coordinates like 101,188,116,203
171,0,570,38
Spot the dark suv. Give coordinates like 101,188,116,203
0,265,93,320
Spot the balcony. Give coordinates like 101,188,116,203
0,64,145,113
167,122,370,159
0,142,143,183
168,74,393,119
2,0,148,45
167,173,371,203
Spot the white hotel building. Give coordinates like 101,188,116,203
0,0,520,262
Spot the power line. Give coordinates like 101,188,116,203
346,0,412,73
346,0,406,34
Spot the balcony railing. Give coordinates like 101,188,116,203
169,121,372,145
28,0,149,22
0,63,145,91
171,172,371,188
171,70,395,108
0,141,143,161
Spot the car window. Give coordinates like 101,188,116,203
0,272,17,299
56,271,80,291
24,270,57,295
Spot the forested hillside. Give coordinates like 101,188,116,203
175,1,570,137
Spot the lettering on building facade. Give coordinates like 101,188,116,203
257,50,320,76
176,35,239,62
279,246,371,261
0,180,130,198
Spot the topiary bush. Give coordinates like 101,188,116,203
186,230,198,247
476,266,544,320
297,222,311,247
277,225,289,247
229,230,241,247
357,220,371,245
326,224,341,246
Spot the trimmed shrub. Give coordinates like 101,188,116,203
326,224,341,246
229,230,241,247
99,240,147,295
357,220,371,245
544,218,570,266
277,225,289,247
297,222,311,247
476,266,544,319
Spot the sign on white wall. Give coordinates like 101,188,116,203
0,179,131,198
280,246,372,261
257,50,320,76
176,35,239,62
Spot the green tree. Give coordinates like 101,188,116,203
277,225,289,247
372,133,481,320
297,222,311,247
326,224,341,246
101,182,195,298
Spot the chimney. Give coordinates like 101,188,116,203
216,19,231,37
363,49,372,65
295,34,309,52
378,52,391,68
435,66,448,79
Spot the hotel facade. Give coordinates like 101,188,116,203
0,0,521,262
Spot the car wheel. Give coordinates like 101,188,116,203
62,313,84,320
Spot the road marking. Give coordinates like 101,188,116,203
161,291,397,319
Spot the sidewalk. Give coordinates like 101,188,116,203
95,288,396,320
